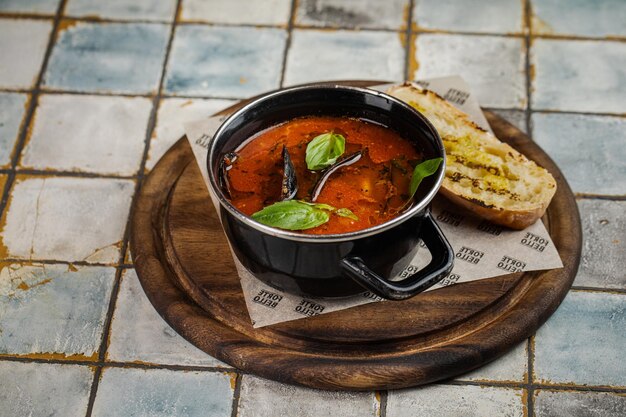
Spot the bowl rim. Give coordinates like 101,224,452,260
207,83,446,243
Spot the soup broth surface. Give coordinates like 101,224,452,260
226,116,422,234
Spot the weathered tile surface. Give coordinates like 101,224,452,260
534,291,626,387
295,0,408,30
165,25,286,98
0,92,28,167
1,176,134,263
456,341,528,382
489,109,527,133
415,0,523,34
531,39,626,113
0,19,52,88
413,34,526,108
44,22,169,94
387,384,525,417
65,0,177,21
146,97,235,170
21,94,152,175
0,263,115,356
0,0,59,14
284,29,405,86
107,269,228,367
532,113,626,196
91,367,234,417
534,389,626,417
532,0,626,38
181,0,291,25
238,375,378,417
0,362,93,417
576,200,625,289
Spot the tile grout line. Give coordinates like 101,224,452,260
529,109,626,118
1,353,626,394
2,11,626,41
523,0,533,141
379,390,389,417
0,258,130,268
278,0,297,88
523,2,535,415
3,88,626,119
403,0,415,81
83,367,103,417
12,169,137,179
0,0,68,223
0,12,55,20
0,354,233,372
230,373,243,417
83,1,183,415
574,194,626,201
527,336,535,417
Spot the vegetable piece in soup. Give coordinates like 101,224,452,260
226,116,432,234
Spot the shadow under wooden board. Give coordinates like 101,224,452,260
130,80,581,390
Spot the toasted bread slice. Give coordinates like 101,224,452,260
387,83,557,229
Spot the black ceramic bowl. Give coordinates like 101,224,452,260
208,85,453,300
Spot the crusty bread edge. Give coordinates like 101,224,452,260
438,186,550,230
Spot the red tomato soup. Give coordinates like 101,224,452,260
225,116,422,234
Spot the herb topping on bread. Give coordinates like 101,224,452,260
387,83,557,229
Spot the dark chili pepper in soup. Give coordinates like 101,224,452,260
226,116,421,234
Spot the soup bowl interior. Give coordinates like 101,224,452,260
208,84,445,239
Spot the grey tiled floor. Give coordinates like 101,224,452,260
0,1,624,416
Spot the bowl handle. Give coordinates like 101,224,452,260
340,211,454,301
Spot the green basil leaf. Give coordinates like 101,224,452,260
298,200,336,211
305,132,346,170
251,200,329,230
409,157,443,200
336,208,359,221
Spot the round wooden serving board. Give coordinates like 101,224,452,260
130,81,581,390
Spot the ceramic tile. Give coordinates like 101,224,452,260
0,263,115,356
0,92,28,167
44,22,169,94
165,25,286,98
415,0,523,34
576,200,625,289
456,341,528,382
0,0,59,14
181,0,291,26
532,0,626,38
107,269,228,367
531,39,626,113
284,29,405,86
534,389,626,417
531,113,626,196
20,94,151,175
0,19,52,88
146,97,235,170
413,34,526,108
1,176,134,263
534,291,626,387
387,384,525,417
488,109,527,133
237,375,378,417
295,0,408,30
0,362,93,417
91,367,234,417
65,0,177,21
